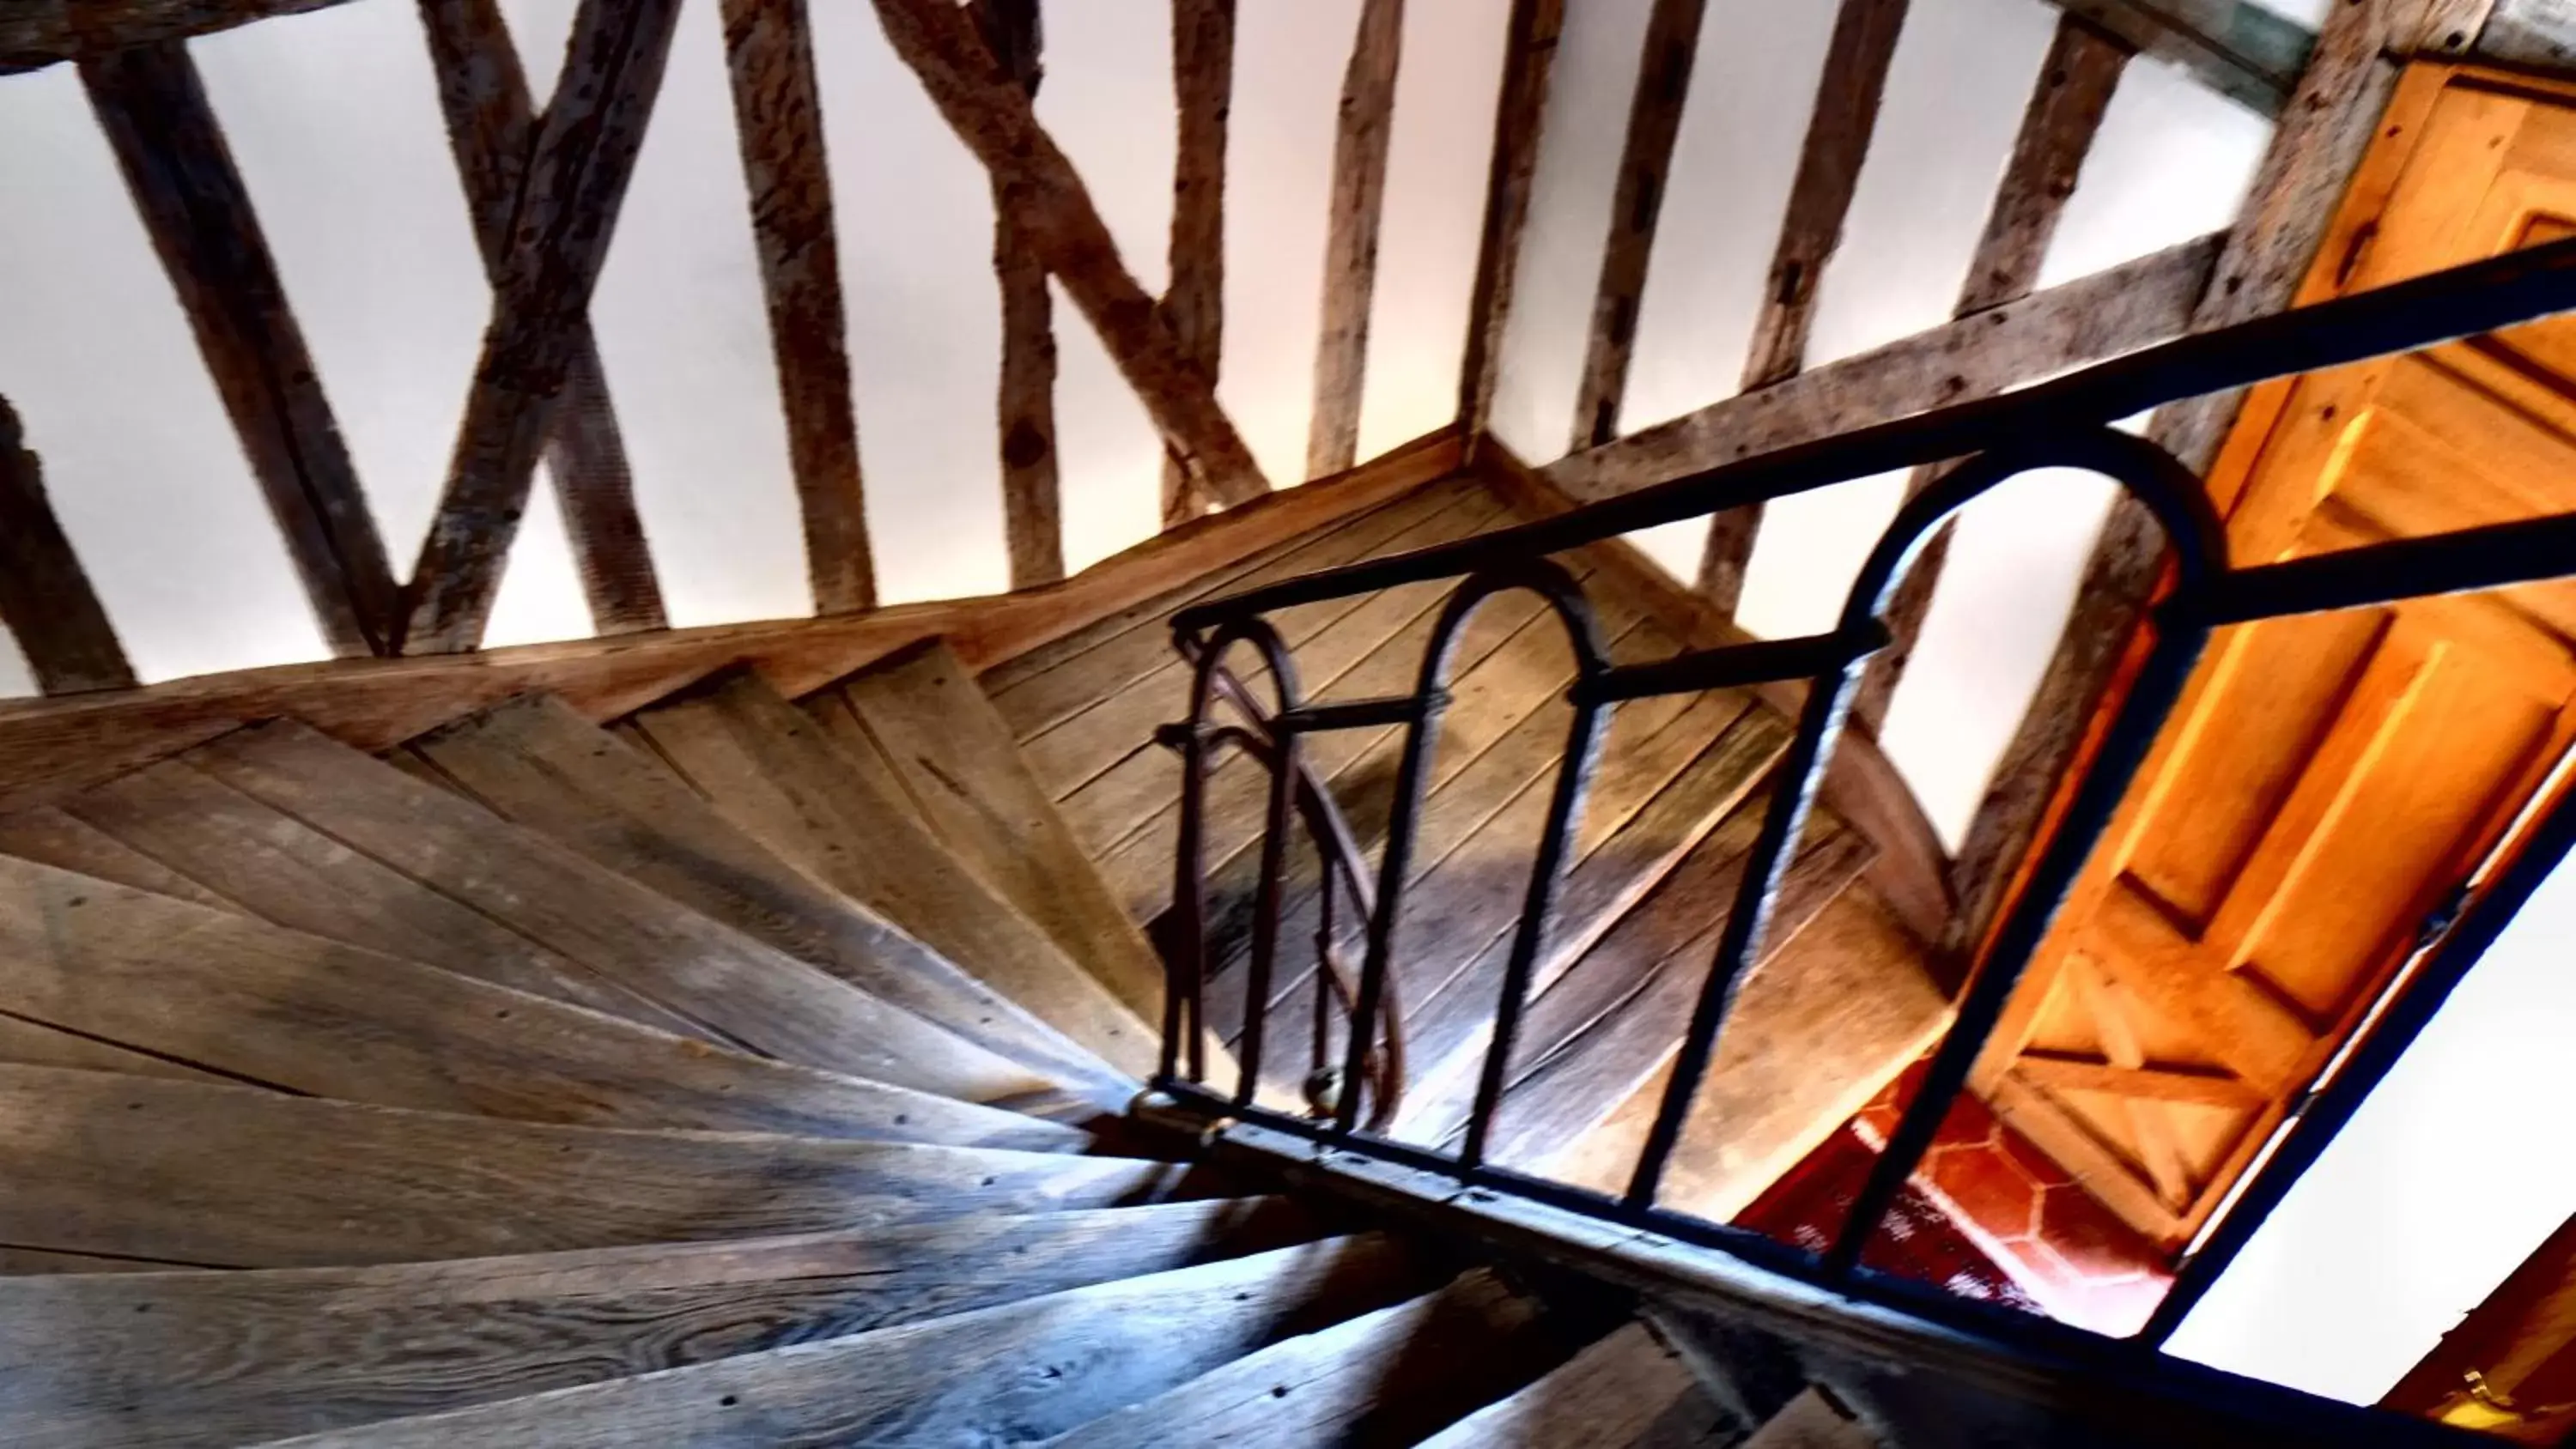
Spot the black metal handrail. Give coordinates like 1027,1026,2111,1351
1150,228,2576,1367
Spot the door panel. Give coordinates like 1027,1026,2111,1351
1971,68,2576,1252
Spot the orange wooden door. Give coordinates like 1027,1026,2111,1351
1971,66,2576,1252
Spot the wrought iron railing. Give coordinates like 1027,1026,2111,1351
1151,231,2576,1357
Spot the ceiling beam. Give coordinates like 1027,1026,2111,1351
1160,0,1236,524
1541,232,2219,505
0,398,135,695
1306,0,1405,481
418,0,668,638
82,40,398,659
1947,0,2415,973
2,0,346,71
1849,14,2130,736
1457,0,1565,447
869,0,1269,513
975,0,1063,590
723,0,878,614
2041,0,2312,117
401,0,684,653
1702,0,1909,615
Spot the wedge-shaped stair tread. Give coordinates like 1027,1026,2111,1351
0,1009,229,1084
1048,1267,1580,1448
624,670,1160,1077
0,1064,1194,1267
180,719,1050,1106
820,637,1169,1023
408,693,1131,1106
1740,1390,1880,1449
0,1197,1320,1449
0,804,230,907
252,1234,1423,1447
0,852,1077,1149
1415,1320,1734,1448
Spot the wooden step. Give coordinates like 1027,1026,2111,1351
0,1064,1195,1267
406,693,1133,1107
1413,1319,1734,1449
623,670,1164,1080
1045,1267,1583,1448
817,636,1169,1028
0,805,230,907
0,1009,231,1085
246,1234,1424,1447
1741,1389,1880,1449
0,852,1080,1150
39,761,703,1039
0,1197,1319,1448
177,719,1057,1107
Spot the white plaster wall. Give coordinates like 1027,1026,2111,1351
0,66,329,684
2168,845,2576,1402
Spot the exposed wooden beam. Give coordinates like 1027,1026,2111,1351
0,427,1463,817
721,0,878,615
1946,0,2411,969
82,42,398,659
1704,0,1909,614
1160,0,1235,524
2042,0,2311,118
1567,0,1710,456
0,398,135,695
1542,231,2219,504
1849,15,2129,735
1306,0,1406,480
975,0,1063,589
418,0,668,638
3,0,348,70
402,0,683,654
868,0,1268,513
1457,0,1564,446
2417,0,2500,58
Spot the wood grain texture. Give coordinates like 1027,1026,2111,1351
626,672,1163,1078
1738,0,1910,391
975,0,1064,585
1307,0,1406,479
3,0,361,70
867,0,1268,512
1460,0,1566,440
2043,0,2312,117
80,42,396,658
411,692,1130,1106
0,1063,1194,1267
1162,0,1234,524
1054,1270,1578,1449
418,0,667,635
185,719,1053,1103
1543,233,2220,503
67,755,701,1035
402,0,683,652
724,0,875,615
0,431,1460,815
254,1236,1418,1446
0,1198,1316,1448
0,398,132,694
0,1009,232,1085
1848,14,2128,734
1415,1319,1731,1449
1946,0,2408,967
0,804,228,906
0,851,1080,1149
1570,0,1710,454
827,638,1166,1016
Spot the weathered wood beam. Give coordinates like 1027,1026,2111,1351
1306,0,1406,480
869,0,1268,513
1160,0,1235,524
1947,0,2412,968
0,427,1462,818
1567,0,1709,455
2470,0,2576,65
1849,15,2129,734
1542,232,2219,504
418,0,668,638
3,0,344,70
402,0,683,653
82,42,398,659
1457,0,1564,446
2041,0,2311,117
0,398,135,695
721,0,878,615
973,0,1063,589
1703,0,1908,614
